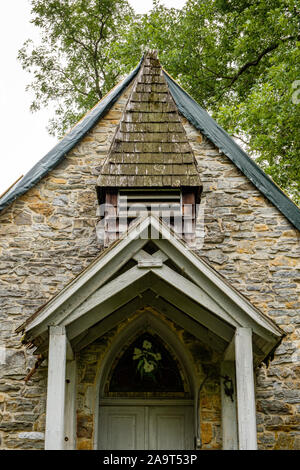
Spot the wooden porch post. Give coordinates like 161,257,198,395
45,326,67,450
220,361,238,449
64,340,77,450
235,327,257,450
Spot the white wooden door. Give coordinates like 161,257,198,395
148,406,194,450
99,405,194,450
99,406,145,450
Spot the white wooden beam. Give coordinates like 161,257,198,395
133,249,165,268
66,337,74,361
235,327,257,450
154,237,281,340
133,249,153,262
220,361,238,450
64,359,77,450
72,295,146,351
66,275,151,340
152,264,241,329
151,278,234,342
62,265,150,327
223,337,235,362
152,249,168,262
138,259,163,268
45,326,67,450
72,290,227,354
143,292,227,353
26,237,147,336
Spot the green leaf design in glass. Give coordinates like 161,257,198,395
132,340,162,381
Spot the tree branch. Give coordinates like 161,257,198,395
226,35,299,89
91,16,106,99
51,66,90,97
233,135,250,146
199,63,232,80
214,34,299,103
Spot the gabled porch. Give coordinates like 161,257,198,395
18,216,283,450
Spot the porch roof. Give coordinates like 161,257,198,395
17,215,283,365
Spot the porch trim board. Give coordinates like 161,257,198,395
64,359,77,450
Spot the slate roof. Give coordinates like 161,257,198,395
0,52,299,231
97,51,200,188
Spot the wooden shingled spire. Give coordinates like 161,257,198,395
97,50,201,188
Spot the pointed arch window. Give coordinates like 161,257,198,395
106,333,187,396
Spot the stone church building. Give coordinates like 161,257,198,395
0,51,299,450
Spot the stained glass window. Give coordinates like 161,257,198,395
109,333,184,393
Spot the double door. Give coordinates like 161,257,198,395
99,403,194,450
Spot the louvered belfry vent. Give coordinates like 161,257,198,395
96,50,201,245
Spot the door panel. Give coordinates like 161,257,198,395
99,406,145,450
99,405,194,450
149,406,194,450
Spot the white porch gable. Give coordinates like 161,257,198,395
18,215,283,450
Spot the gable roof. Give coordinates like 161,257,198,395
18,215,283,364
97,51,200,188
0,53,299,231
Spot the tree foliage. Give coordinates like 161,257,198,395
122,0,300,203
18,0,134,136
19,0,300,202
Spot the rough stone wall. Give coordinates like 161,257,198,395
76,307,222,450
181,117,300,450
0,85,133,449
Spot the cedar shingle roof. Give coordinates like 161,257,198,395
97,51,201,188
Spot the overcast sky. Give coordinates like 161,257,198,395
0,0,186,196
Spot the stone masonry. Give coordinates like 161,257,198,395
182,118,300,450
0,85,133,449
